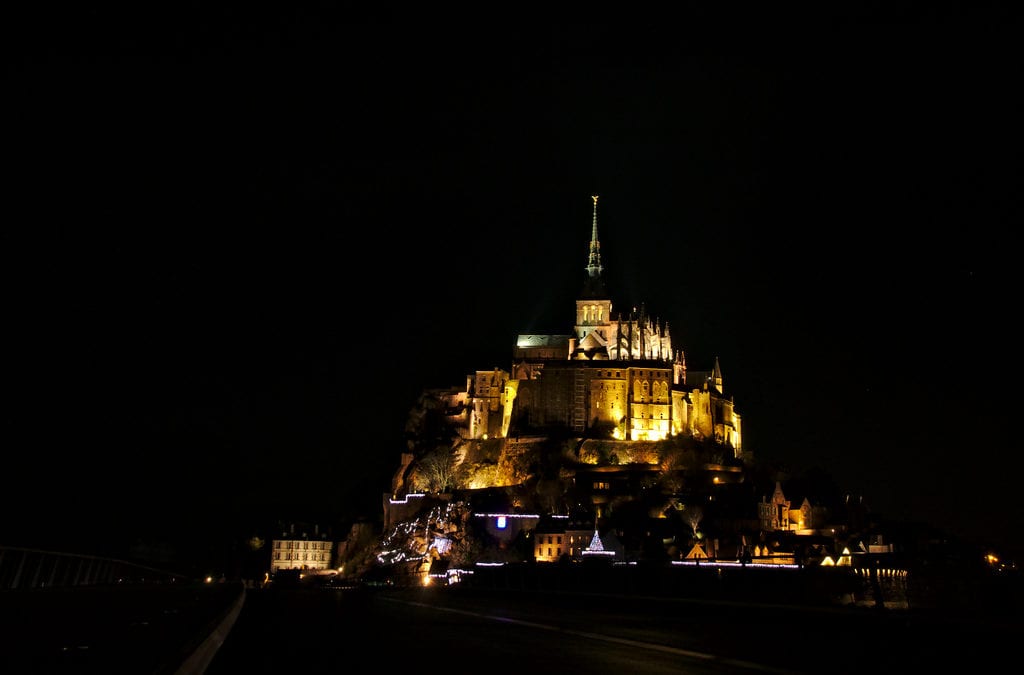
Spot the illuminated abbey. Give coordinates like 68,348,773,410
431,196,742,455
375,200,901,584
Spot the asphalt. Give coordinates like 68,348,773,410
0,581,244,675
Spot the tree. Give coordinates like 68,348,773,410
416,448,457,493
404,392,459,454
683,505,704,538
535,476,565,514
448,529,485,568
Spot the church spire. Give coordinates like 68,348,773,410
580,195,608,299
586,195,603,279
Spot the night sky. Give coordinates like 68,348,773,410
6,13,1022,558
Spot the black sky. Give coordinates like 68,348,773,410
5,13,1022,557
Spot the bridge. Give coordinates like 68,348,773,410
0,546,244,674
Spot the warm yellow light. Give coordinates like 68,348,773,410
422,575,432,587
205,576,213,584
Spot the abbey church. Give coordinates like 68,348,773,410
428,196,743,457
376,197,883,573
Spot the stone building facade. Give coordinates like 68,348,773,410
422,195,742,455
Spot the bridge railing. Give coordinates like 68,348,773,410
0,546,190,590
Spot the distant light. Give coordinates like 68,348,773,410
205,576,213,584
497,516,507,529
389,493,426,504
472,513,541,519
672,560,801,569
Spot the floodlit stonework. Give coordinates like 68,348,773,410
409,195,742,456
270,525,334,572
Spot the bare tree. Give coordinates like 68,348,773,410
418,448,457,493
683,505,704,537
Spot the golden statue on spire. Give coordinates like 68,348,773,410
592,195,599,205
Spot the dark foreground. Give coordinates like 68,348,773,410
1,568,1019,674
0,581,243,674
207,582,1021,675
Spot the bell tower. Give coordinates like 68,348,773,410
576,195,614,351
